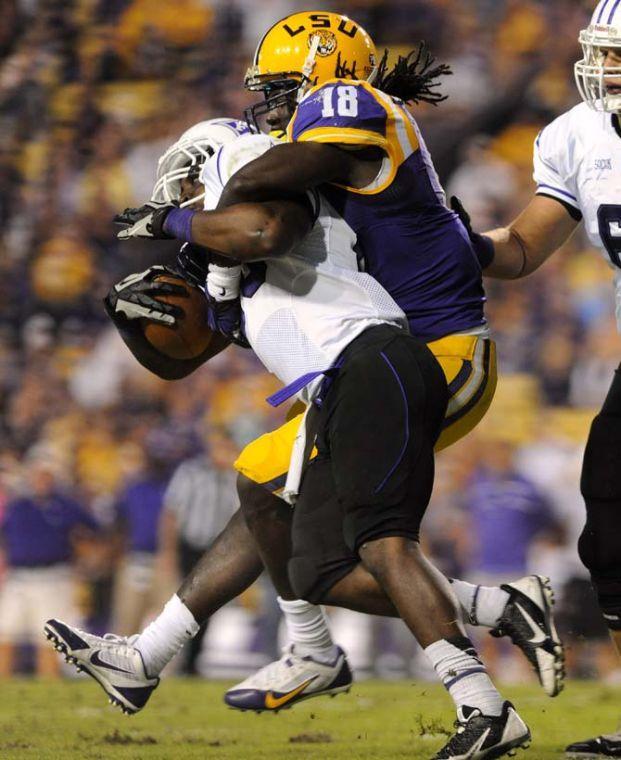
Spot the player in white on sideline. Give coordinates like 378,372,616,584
451,2,621,756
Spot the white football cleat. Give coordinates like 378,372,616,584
44,619,159,714
490,575,565,697
224,644,352,712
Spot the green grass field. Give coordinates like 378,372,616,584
0,679,618,759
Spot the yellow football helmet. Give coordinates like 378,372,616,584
244,11,377,132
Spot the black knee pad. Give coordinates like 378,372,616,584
288,557,324,604
579,410,621,627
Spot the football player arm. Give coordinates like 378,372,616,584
483,195,580,279
217,142,380,206
112,317,229,380
188,197,314,262
117,197,314,261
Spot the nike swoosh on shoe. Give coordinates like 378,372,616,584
90,650,135,675
264,677,317,709
514,602,548,645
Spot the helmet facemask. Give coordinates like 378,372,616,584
244,79,302,135
152,138,216,208
575,27,621,112
244,34,323,134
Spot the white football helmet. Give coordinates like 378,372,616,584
575,0,621,112
152,118,250,208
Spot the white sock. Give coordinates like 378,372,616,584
425,637,504,716
450,579,510,627
134,594,200,677
278,597,339,664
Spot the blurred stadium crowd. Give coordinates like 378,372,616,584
0,0,618,683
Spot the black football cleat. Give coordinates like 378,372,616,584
432,701,530,760
566,734,621,757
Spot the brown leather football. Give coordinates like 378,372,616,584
141,274,212,360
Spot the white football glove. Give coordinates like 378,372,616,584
114,202,176,240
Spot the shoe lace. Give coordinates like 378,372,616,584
246,647,308,688
97,633,143,672
103,633,128,644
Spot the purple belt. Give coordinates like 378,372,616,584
266,359,344,408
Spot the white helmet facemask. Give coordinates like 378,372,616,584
152,119,250,208
153,137,214,208
575,1,621,113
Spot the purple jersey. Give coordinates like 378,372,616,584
115,478,167,554
2,492,99,567
464,470,554,574
287,79,486,341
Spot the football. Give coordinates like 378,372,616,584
141,274,213,360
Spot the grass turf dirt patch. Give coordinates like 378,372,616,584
0,679,618,759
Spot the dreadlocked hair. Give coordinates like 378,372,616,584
373,43,452,106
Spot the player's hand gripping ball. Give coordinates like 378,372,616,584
104,266,214,360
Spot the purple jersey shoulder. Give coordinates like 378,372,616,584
290,81,388,142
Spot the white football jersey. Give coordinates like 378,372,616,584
200,133,407,402
533,102,621,329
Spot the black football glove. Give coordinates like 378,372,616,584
114,201,177,240
103,265,187,326
450,196,495,270
450,196,475,236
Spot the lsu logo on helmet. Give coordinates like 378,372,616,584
312,30,338,58
245,11,377,95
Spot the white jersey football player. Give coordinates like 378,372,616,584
45,119,562,760
201,132,407,405
202,131,412,500
451,1,621,756
44,120,407,715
